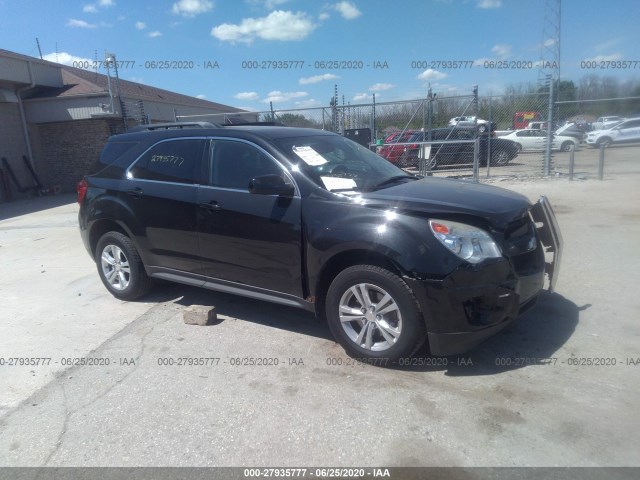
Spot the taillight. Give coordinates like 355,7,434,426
77,179,88,204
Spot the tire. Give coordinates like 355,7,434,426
490,149,510,166
478,124,488,134
560,141,573,152
424,156,437,171
95,231,152,301
325,265,426,362
398,153,412,169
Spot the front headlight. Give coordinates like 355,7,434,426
429,219,502,264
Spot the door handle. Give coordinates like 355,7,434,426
127,187,143,199
199,201,222,212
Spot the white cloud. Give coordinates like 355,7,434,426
585,53,622,62
543,38,556,48
416,69,447,81
84,0,115,12
369,83,393,92
353,93,373,102
42,52,92,68
299,73,339,85
295,99,322,108
66,18,97,28
265,0,289,8
473,57,491,67
212,10,316,43
319,12,330,21
148,30,163,38
234,91,260,100
491,44,511,59
196,94,207,99
477,0,501,8
135,21,146,30
172,0,214,17
262,90,308,103
334,1,361,19
128,76,145,84
594,38,621,52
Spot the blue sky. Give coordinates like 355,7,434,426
1,0,638,111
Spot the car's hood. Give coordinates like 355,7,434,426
361,177,531,229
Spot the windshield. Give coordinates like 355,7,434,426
273,134,411,192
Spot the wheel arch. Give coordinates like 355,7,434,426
313,249,406,318
89,219,134,261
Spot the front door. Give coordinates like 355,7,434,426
196,139,303,297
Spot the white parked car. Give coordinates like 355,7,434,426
592,116,625,130
448,116,491,133
501,129,578,152
585,117,640,147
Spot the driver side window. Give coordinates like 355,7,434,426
208,140,284,190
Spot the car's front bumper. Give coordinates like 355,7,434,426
406,196,563,356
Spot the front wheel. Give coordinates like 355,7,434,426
96,231,152,301
325,265,426,361
597,137,612,148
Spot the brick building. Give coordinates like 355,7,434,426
0,49,250,197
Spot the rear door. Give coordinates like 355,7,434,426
124,137,206,272
196,138,304,297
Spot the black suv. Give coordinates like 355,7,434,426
406,128,520,169
78,123,562,361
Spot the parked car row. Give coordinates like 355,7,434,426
378,127,520,168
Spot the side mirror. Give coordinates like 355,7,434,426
248,174,294,197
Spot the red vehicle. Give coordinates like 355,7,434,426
513,111,542,130
378,130,420,167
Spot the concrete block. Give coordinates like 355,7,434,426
183,305,217,326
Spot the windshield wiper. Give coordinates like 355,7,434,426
369,175,419,190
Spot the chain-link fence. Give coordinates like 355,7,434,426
176,89,640,182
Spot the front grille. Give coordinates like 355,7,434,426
502,218,537,257
500,217,544,277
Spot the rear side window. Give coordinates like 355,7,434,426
88,141,138,175
129,139,205,184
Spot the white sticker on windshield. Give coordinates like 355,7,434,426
320,176,357,191
292,146,328,166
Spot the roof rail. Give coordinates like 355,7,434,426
223,121,287,127
128,122,222,132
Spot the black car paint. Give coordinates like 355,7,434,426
79,126,554,356
404,128,520,167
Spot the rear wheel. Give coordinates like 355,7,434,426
96,231,152,301
490,149,511,166
478,123,488,134
325,265,426,362
560,141,573,152
398,153,413,169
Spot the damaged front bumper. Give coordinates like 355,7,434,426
407,195,563,356
530,195,564,293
